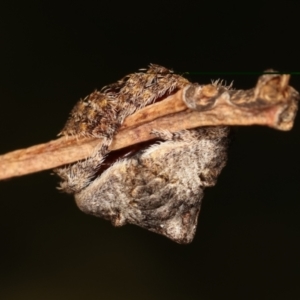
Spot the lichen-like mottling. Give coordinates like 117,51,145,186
55,64,230,243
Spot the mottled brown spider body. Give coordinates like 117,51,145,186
55,64,229,243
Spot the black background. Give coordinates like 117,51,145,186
1,2,300,299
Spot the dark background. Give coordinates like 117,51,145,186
1,2,300,299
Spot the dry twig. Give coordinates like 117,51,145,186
0,73,298,180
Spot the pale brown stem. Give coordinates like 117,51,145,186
0,73,298,180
